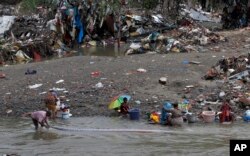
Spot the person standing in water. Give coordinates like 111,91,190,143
24,111,51,130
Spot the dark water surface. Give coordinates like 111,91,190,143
0,117,249,156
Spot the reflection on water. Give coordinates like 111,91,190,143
30,131,59,140
0,117,249,156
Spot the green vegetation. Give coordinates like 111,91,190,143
20,0,40,12
20,0,57,13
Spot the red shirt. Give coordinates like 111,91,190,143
120,103,129,115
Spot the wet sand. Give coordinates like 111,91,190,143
0,29,250,118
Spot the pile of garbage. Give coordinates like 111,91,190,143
125,17,226,55
0,4,16,16
3,16,49,41
181,6,221,23
0,15,56,64
193,54,250,115
204,54,250,80
0,1,228,63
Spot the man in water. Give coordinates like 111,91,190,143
24,111,51,130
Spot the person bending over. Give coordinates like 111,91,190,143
24,111,51,130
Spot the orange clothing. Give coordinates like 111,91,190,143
220,102,232,122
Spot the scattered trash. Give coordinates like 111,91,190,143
95,82,104,88
219,91,226,97
182,60,189,64
204,54,250,80
0,16,15,35
28,84,43,89
229,70,249,80
130,43,141,50
39,92,47,95
0,73,6,78
51,87,66,91
159,77,167,85
25,69,37,75
181,8,221,23
137,68,147,73
233,86,242,90
56,80,64,84
186,85,194,88
189,61,201,65
6,109,12,114
91,71,101,77
135,100,141,105
15,50,32,63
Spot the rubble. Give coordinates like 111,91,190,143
0,15,15,35
196,54,250,117
125,17,226,55
0,4,17,16
204,54,250,80
181,7,221,23
0,0,229,64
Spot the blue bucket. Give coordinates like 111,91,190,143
243,115,250,122
129,108,140,120
243,110,250,122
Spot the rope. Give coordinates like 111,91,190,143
51,126,172,133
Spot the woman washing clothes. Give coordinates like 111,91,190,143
164,102,183,126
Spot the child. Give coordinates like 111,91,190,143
120,97,129,115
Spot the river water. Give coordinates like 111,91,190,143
0,117,249,156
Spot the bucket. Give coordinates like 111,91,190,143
243,115,250,122
202,111,215,123
243,110,250,121
129,108,140,120
186,113,197,123
62,111,69,119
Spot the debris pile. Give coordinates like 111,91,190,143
125,17,226,55
0,1,227,63
204,54,250,80
191,54,250,116
0,4,16,16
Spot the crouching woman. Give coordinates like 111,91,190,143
164,103,183,126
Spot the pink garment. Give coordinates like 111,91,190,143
31,111,48,123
